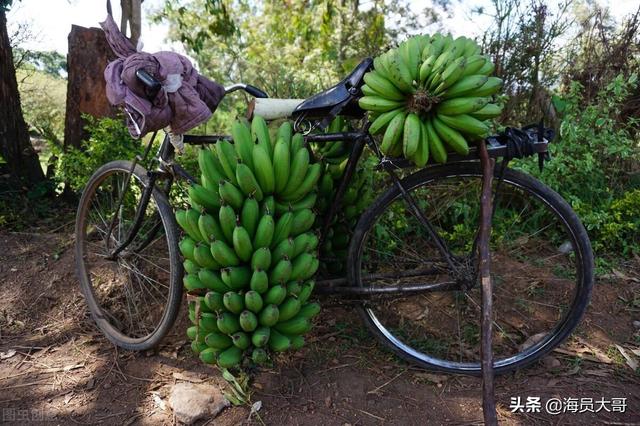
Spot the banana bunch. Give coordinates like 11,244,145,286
176,116,322,369
359,33,504,165
310,117,376,274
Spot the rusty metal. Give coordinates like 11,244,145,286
478,141,498,425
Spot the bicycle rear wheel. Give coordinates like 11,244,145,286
75,160,182,350
347,162,593,375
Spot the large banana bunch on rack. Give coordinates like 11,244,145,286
176,117,321,369
359,33,504,166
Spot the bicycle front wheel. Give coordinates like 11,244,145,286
75,160,183,350
347,162,593,375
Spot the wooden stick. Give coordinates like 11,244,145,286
478,141,498,426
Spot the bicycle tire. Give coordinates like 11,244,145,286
347,162,594,375
75,160,183,350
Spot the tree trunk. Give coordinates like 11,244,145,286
63,25,117,150
0,8,45,185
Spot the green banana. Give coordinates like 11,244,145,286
358,96,405,112
252,145,275,194
298,282,316,304
363,71,405,101
188,184,221,212
442,75,488,99
402,113,421,159
198,213,226,243
290,133,305,156
425,120,447,163
199,269,229,292
268,329,291,352
217,346,242,368
369,108,404,135
470,103,503,120
432,116,470,155
218,204,235,243
251,115,272,158
232,120,254,170
239,310,258,332
290,209,315,236
223,291,244,314
210,239,240,267
380,111,406,155
437,113,489,137
251,246,271,270
240,196,259,238
290,253,314,281
277,297,301,322
231,332,250,350
198,148,226,187
270,258,292,284
250,269,269,293
273,138,291,194
298,302,321,319
281,147,309,197
199,348,218,364
183,259,200,275
179,237,196,261
436,97,490,115
286,281,301,296
252,348,268,364
253,213,275,248
277,121,293,146
415,120,430,167
204,291,225,311
282,163,321,202
183,273,206,291
271,237,295,264
193,242,219,269
259,304,280,327
461,55,486,76
235,163,264,201
219,180,244,211
473,76,503,96
244,291,264,313
271,212,293,247
221,266,251,290
214,140,238,185
232,224,253,262
251,326,270,347
205,332,232,350
274,316,310,336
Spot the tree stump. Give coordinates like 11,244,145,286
63,25,118,149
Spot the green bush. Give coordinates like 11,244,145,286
517,73,640,255
49,115,142,192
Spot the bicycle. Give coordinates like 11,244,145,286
75,59,594,375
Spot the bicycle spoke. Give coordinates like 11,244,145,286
77,165,175,343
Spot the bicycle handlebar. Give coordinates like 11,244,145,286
134,68,270,101
135,69,162,100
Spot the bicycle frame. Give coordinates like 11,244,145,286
107,121,550,298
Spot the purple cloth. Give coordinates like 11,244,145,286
100,15,225,137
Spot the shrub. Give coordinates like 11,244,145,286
49,115,142,192
517,73,640,255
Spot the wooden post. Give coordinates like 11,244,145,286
478,141,497,426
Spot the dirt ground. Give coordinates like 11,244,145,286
1,229,640,425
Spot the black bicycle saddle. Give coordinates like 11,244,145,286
292,58,373,119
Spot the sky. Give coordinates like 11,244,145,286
7,0,639,57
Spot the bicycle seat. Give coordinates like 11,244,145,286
292,58,373,119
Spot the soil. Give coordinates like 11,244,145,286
1,229,640,425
